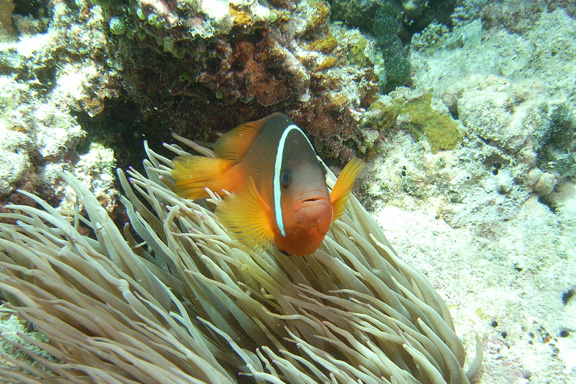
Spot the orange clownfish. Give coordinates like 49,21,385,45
172,112,364,256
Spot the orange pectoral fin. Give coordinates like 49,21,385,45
330,158,365,221
172,155,236,200
215,178,274,253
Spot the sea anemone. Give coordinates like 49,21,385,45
0,137,481,383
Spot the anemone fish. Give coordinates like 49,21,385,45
172,113,364,257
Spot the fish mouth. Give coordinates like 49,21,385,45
295,191,330,211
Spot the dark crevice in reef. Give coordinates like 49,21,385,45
13,0,51,19
73,97,175,177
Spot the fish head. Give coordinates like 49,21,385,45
275,158,333,256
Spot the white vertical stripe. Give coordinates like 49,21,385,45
273,124,315,237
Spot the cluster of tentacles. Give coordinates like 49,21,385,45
0,137,481,383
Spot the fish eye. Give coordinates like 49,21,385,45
281,169,292,188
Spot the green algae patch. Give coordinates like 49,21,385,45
370,93,463,152
347,35,370,67
369,99,404,130
401,94,462,152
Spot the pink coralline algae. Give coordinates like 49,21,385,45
197,36,294,107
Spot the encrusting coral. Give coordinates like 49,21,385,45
0,138,481,383
0,0,14,36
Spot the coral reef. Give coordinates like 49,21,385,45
537,103,576,180
329,0,457,93
366,91,462,154
0,0,118,207
410,22,450,51
0,309,54,370
1,1,576,382
329,1,412,93
372,5,411,92
97,0,379,163
329,0,383,30
329,0,455,33
377,188,576,384
400,93,462,153
352,6,576,382
404,9,576,205
0,0,14,36
453,0,576,29
0,0,383,208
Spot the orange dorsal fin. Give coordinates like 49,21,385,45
172,155,236,200
215,178,274,253
330,158,365,221
214,119,265,161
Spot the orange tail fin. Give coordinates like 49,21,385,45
172,155,235,200
330,158,365,221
